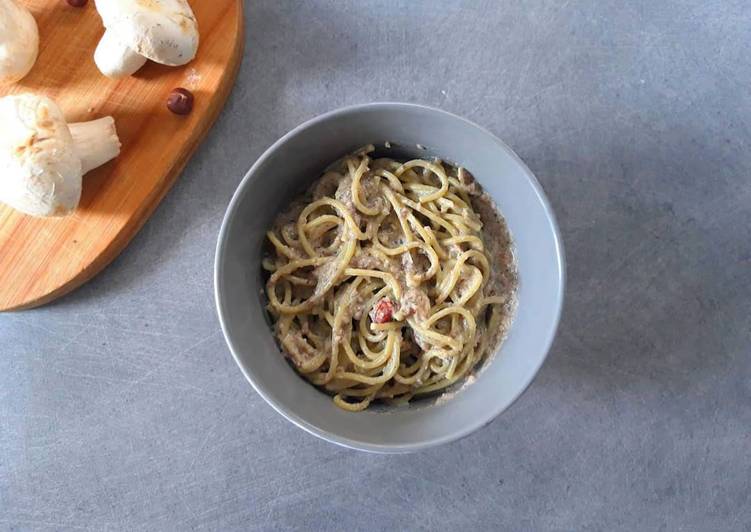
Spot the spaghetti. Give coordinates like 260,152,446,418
263,145,517,411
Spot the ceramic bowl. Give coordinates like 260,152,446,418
215,103,565,453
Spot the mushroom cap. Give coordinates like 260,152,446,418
0,0,39,84
0,94,82,217
94,0,199,66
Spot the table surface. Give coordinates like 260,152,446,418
2,1,750,530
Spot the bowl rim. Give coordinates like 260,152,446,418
215,102,566,453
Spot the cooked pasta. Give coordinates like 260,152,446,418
263,145,517,411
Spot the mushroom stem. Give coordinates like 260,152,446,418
94,29,147,78
69,117,121,174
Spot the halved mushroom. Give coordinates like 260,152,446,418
0,94,121,217
0,0,39,84
93,0,199,79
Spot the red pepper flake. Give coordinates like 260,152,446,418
370,298,395,324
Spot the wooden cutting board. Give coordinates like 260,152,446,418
0,0,243,311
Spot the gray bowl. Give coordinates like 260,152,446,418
215,103,565,453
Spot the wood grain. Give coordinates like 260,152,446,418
0,0,243,311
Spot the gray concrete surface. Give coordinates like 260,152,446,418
2,0,750,530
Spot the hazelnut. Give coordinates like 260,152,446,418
166,88,194,115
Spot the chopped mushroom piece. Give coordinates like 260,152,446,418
0,0,39,84
399,287,430,321
0,94,121,217
93,0,199,78
458,167,479,195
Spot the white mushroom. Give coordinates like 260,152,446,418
0,94,121,217
93,0,199,79
0,0,39,84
